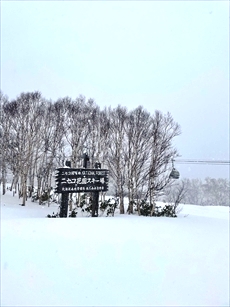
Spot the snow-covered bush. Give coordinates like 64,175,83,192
47,212,59,218
99,198,118,217
134,200,177,217
69,208,78,218
67,195,118,218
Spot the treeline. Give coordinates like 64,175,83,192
183,177,229,206
0,91,181,211
163,178,230,207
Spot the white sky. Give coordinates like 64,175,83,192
1,1,229,179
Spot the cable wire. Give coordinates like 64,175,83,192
174,159,230,165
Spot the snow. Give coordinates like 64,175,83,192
1,189,229,307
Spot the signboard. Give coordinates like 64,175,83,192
55,168,109,193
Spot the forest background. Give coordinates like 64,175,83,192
1,91,229,210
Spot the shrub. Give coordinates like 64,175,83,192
139,200,153,216
69,208,78,218
99,198,118,217
135,200,177,217
47,212,59,218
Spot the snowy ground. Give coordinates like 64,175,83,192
1,189,229,307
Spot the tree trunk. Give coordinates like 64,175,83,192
137,201,141,216
119,191,125,214
22,175,27,206
150,189,156,216
37,176,42,205
1,167,6,195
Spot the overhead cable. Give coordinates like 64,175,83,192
174,159,230,165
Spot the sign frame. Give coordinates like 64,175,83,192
55,167,109,194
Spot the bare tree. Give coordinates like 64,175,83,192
146,111,181,216
62,96,92,168
0,92,10,194
125,106,152,214
34,100,66,204
106,105,128,214
163,179,188,215
4,92,46,205
84,99,101,167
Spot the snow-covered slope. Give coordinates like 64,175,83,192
1,191,229,307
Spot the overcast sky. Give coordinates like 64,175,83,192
1,1,229,179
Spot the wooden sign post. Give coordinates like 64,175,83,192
55,165,109,218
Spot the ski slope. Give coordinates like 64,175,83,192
1,190,229,307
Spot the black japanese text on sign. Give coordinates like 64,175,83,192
55,168,109,193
